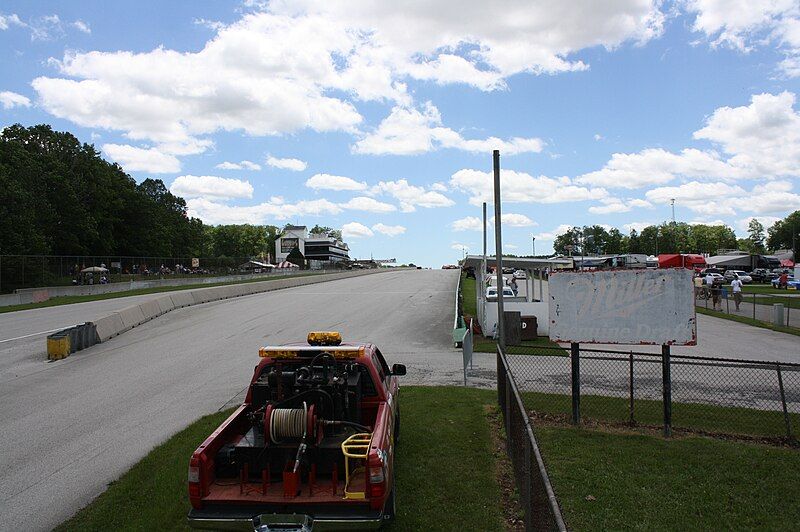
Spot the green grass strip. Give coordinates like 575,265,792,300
536,424,800,530
58,387,503,532
696,306,800,337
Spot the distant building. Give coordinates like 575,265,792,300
274,226,350,266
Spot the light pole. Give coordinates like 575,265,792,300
531,235,536,257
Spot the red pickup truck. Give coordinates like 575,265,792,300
187,332,405,531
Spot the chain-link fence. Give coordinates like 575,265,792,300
504,344,799,440
0,255,348,294
497,347,567,532
696,287,799,330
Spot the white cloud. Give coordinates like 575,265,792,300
577,92,800,190
451,216,483,231
646,180,800,217
102,143,180,173
430,182,448,192
352,102,544,156
342,222,374,239
735,215,781,233
0,14,25,31
0,90,31,109
340,196,396,213
623,222,654,233
594,133,603,141
534,224,574,241
215,160,262,170
72,20,91,34
588,196,653,214
451,243,470,252
492,213,538,227
267,155,308,171
450,168,607,206
169,175,254,199
373,179,454,212
306,173,367,191
686,0,800,76
186,197,342,224
372,223,406,236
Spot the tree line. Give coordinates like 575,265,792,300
0,124,340,260
552,215,799,257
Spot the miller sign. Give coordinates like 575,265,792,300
548,269,696,345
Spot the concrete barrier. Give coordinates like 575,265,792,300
116,305,147,330
155,295,175,315
170,291,195,308
139,299,162,320
43,269,401,356
94,313,126,341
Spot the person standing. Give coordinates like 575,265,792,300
730,275,743,311
693,275,703,299
711,282,721,310
704,272,715,300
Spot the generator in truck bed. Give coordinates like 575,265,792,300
187,332,406,531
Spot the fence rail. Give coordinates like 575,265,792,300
503,343,799,440
497,346,567,532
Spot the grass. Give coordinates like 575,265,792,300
696,306,800,337
473,335,563,353
522,391,800,439
461,272,477,317
536,424,800,530
0,272,318,314
742,284,798,295
58,387,504,532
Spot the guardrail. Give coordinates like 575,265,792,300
452,272,467,347
44,268,392,361
497,345,567,531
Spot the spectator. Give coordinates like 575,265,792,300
711,282,721,310
509,277,518,295
704,272,715,299
693,275,703,298
730,275,743,311
778,272,789,289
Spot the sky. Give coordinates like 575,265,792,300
2,0,800,266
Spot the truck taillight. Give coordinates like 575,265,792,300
188,465,200,483
188,456,203,508
368,451,386,498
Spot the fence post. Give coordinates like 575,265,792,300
753,294,756,321
662,344,672,438
787,302,791,328
776,364,793,439
570,342,580,425
524,437,533,532
629,352,635,425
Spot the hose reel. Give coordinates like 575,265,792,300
264,403,316,444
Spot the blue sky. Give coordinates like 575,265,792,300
2,1,800,266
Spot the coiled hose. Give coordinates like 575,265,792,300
269,402,307,443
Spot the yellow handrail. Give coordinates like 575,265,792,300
341,433,372,499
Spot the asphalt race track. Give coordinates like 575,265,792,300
0,269,460,531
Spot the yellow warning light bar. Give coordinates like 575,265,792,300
307,331,343,346
259,346,364,359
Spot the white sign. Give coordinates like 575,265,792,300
548,269,696,345
191,258,200,268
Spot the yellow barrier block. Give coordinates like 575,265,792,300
47,335,71,360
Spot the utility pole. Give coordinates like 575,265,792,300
670,198,675,223
531,235,536,257
493,150,505,350
482,202,487,290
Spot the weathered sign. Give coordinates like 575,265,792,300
548,269,696,345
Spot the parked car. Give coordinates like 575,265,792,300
723,270,752,283
772,276,799,289
486,286,515,300
513,269,526,279
700,267,722,276
748,268,776,283
703,272,725,286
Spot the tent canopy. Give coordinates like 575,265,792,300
276,261,300,268
80,266,108,273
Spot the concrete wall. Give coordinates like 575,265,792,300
89,268,394,343
3,269,326,307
